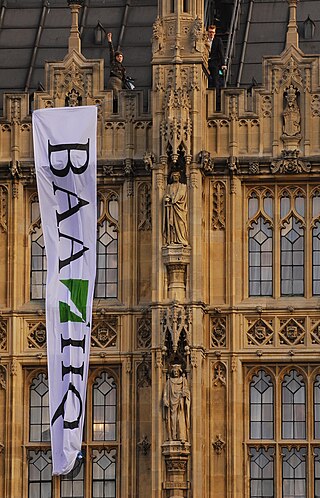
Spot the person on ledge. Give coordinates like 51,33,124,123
107,32,126,99
207,24,227,90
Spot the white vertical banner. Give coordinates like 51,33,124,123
32,106,97,475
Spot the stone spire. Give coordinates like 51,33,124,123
286,0,299,48
67,0,83,53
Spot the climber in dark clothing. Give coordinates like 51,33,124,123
107,32,126,98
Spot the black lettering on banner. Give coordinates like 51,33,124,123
61,336,86,353
48,139,90,177
52,183,89,226
58,230,89,271
51,383,83,429
61,362,84,380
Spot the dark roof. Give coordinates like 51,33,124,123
230,0,320,87
0,0,157,112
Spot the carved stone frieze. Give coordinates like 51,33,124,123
91,316,118,348
262,95,272,117
249,162,260,175
271,150,311,174
152,16,164,54
137,182,152,231
246,318,274,346
212,181,226,230
27,321,46,349
211,316,226,348
137,311,152,349
279,317,305,345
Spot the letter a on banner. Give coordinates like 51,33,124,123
32,106,97,475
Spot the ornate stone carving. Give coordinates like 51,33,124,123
213,361,226,387
271,150,311,174
54,61,92,99
0,365,6,390
91,316,118,348
279,317,305,345
161,85,192,158
137,311,151,349
163,364,190,442
212,181,226,230
310,318,320,344
198,150,214,173
143,151,155,172
262,95,272,117
27,321,46,349
65,88,81,107
152,16,164,54
282,85,301,137
246,318,274,346
0,318,7,351
249,162,260,175
138,182,152,231
280,57,303,89
161,303,191,352
211,316,226,348
137,356,152,388
190,16,203,52
163,171,188,246
212,434,226,455
311,95,320,117
137,435,151,455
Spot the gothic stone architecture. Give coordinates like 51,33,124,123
1,0,320,497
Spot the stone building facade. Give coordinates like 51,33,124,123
1,0,320,497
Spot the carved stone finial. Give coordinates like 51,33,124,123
67,0,83,53
286,0,299,48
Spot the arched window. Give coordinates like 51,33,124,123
30,197,46,300
248,189,273,296
92,371,117,441
250,370,274,439
282,370,306,439
29,373,50,442
95,192,119,299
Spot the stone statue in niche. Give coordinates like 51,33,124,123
163,170,188,246
163,364,190,442
282,85,301,137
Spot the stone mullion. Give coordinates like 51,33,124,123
120,355,133,498
190,343,205,498
122,179,135,307
7,359,24,498
151,339,165,498
188,165,203,302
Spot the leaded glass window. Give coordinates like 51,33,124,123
312,189,320,295
315,448,320,498
282,370,306,439
30,197,47,300
28,450,52,498
248,189,273,297
60,460,85,498
92,371,117,441
280,190,305,296
282,447,306,498
250,447,274,498
250,370,274,439
314,375,320,439
92,449,116,498
95,193,119,298
29,373,50,442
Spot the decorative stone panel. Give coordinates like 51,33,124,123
246,318,274,346
27,321,46,349
278,317,305,345
137,312,151,349
210,316,226,348
91,316,118,349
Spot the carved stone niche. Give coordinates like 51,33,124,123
162,245,191,301
162,441,191,498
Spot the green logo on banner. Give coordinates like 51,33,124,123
59,279,88,323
